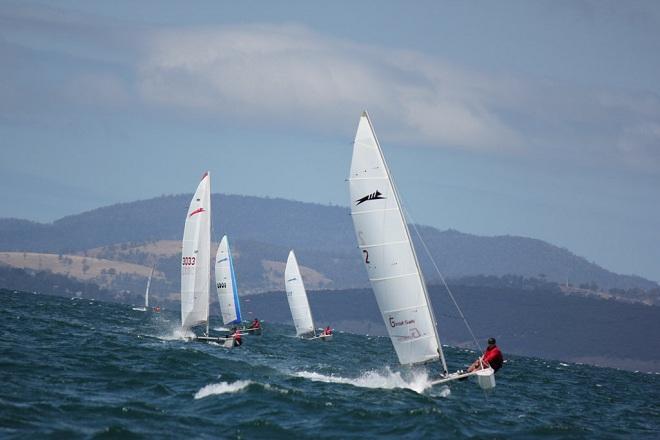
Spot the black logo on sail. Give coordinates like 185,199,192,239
356,190,385,205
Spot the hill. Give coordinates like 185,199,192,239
242,285,660,373
0,194,657,301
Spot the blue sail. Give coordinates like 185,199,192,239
228,243,242,324
215,235,243,326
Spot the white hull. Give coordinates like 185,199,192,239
195,335,235,348
429,367,496,390
242,327,262,335
132,307,147,312
307,334,333,341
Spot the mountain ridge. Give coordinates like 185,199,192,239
0,194,656,295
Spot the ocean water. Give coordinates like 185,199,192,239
1,290,659,439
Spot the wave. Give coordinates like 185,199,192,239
151,326,196,341
194,380,252,399
293,368,443,395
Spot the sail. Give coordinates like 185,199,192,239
145,265,155,308
348,112,445,367
181,172,211,329
215,235,243,325
284,250,315,337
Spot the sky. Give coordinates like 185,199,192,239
1,0,659,282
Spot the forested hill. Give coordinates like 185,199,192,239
0,194,656,293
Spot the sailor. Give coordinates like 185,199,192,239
468,337,503,373
248,318,260,330
322,326,332,336
232,327,243,347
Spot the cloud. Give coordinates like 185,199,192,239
137,24,524,151
617,122,660,172
136,23,660,174
1,3,659,174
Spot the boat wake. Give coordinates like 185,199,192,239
194,380,252,399
294,367,443,395
153,326,196,341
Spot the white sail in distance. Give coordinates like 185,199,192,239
145,265,154,308
284,250,315,337
181,172,211,330
215,235,243,325
348,111,446,369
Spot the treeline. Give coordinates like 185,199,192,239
243,283,660,372
445,274,660,305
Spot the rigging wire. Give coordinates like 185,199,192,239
402,207,484,355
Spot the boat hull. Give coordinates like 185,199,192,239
195,335,235,348
243,327,262,335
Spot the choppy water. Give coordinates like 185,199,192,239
1,290,659,439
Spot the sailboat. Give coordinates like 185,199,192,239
214,235,259,335
132,264,155,312
181,172,234,348
284,250,332,341
348,111,494,389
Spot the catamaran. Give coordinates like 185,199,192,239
214,235,261,335
181,172,235,348
132,264,155,312
285,250,332,341
348,111,494,389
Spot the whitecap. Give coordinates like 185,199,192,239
294,367,433,394
154,326,196,341
263,384,289,395
194,380,251,399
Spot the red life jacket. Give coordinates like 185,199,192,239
482,345,503,372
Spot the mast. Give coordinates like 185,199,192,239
206,179,212,336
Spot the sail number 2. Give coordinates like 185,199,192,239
182,256,196,266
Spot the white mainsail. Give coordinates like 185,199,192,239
132,264,155,312
284,250,315,337
181,172,211,330
215,235,243,325
145,264,154,308
348,111,447,369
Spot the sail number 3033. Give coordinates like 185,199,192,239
182,256,196,266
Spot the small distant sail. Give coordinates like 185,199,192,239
215,235,243,325
181,172,211,330
284,250,315,337
348,112,446,368
145,264,155,308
